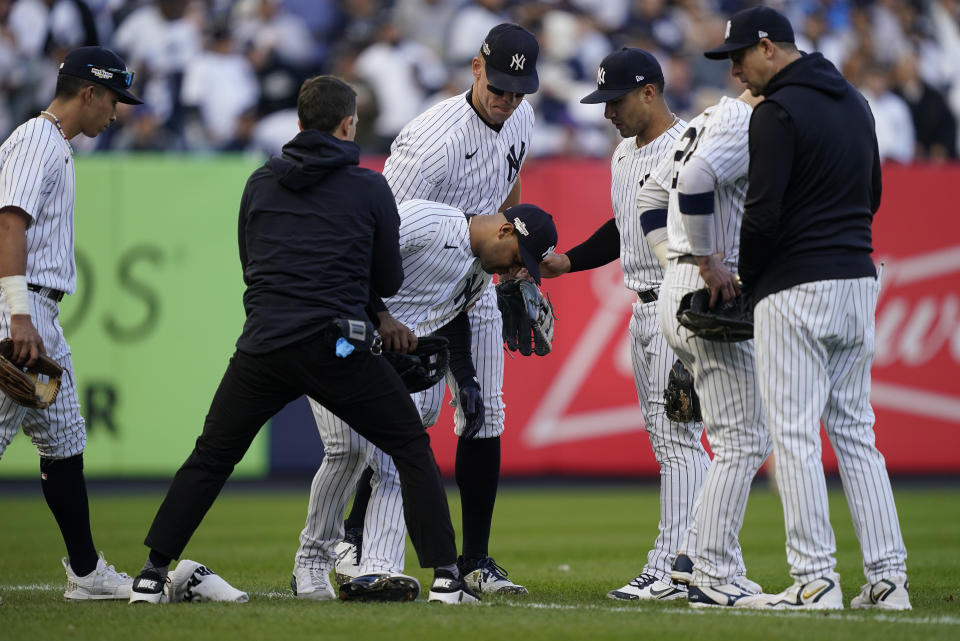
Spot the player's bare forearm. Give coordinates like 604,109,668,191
501,176,522,210
0,208,29,277
0,208,44,364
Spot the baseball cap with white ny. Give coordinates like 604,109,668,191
704,6,795,60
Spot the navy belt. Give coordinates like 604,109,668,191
27,284,65,303
637,289,658,304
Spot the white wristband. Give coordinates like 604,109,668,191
0,275,31,316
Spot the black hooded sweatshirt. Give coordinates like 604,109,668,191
740,52,880,307
235,130,402,354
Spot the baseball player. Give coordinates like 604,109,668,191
539,48,708,602
710,7,911,610
0,46,141,600
322,23,539,595
294,201,557,603
639,86,771,607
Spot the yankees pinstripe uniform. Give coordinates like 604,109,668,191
643,96,772,600
611,121,718,590
0,117,82,459
297,199,492,577
0,45,142,601
384,90,532,435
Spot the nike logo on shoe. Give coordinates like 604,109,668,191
802,585,826,600
465,149,479,159
135,579,158,591
433,578,456,589
650,586,680,598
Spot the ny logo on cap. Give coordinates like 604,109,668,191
541,245,555,260
510,53,526,71
482,42,491,56
725,20,731,38
513,217,529,236
597,67,606,85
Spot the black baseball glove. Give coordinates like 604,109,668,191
383,335,450,393
663,358,701,423
496,278,555,356
676,288,753,342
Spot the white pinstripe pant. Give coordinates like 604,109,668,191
629,297,710,582
0,293,85,460
659,260,771,586
754,277,907,584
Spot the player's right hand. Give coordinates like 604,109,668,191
8,315,45,366
539,252,570,278
695,254,740,307
376,310,418,353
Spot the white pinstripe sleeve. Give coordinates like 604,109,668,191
384,121,448,203
0,121,60,224
696,102,751,185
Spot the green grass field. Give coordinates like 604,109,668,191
1,482,958,640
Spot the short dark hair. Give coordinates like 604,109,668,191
297,76,357,134
54,74,107,100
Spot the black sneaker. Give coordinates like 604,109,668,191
128,570,167,604
427,569,480,604
338,573,420,602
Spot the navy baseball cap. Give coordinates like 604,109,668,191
580,47,664,104
506,204,557,285
58,46,143,105
481,23,540,94
704,6,795,60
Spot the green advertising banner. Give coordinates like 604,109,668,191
0,155,269,478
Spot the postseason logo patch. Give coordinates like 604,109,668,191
90,67,113,79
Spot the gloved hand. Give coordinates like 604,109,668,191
458,377,485,439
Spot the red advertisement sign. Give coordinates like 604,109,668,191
363,158,960,476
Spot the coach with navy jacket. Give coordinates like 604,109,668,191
706,6,911,611
129,76,471,604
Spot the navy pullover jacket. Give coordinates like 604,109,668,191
235,129,402,354
740,52,880,307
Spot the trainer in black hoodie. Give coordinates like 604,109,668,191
739,51,881,306
236,129,402,354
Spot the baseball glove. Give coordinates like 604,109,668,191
676,288,753,342
383,335,450,393
496,278,555,356
0,338,63,409
663,359,701,423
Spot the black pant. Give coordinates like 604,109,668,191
144,333,456,568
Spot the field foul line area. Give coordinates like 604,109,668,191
4,584,958,627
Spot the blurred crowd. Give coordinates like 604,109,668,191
1,0,958,161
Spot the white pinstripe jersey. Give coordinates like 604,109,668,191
612,119,686,292
383,90,534,214
649,96,752,265
0,118,76,294
383,199,491,336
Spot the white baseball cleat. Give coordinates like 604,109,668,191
427,570,480,604
62,553,133,601
460,556,528,595
748,574,843,610
167,560,248,603
607,573,687,601
334,540,362,587
850,576,911,611
290,566,336,601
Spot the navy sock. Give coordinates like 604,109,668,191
40,454,97,576
344,466,375,532
455,436,501,560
